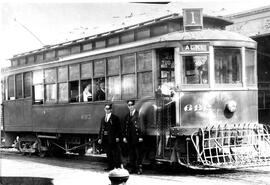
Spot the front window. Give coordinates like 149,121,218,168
245,49,256,85
182,55,208,84
214,47,242,84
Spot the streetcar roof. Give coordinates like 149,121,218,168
10,13,233,59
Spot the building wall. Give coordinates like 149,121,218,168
225,6,270,37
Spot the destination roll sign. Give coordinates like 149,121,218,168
183,8,203,31
182,43,209,52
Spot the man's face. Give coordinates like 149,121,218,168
104,106,112,114
127,102,135,112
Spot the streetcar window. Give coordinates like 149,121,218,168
107,57,120,76
107,76,121,100
58,83,68,103
137,50,153,98
34,85,44,103
45,84,57,103
69,81,79,102
33,70,43,84
81,62,93,79
8,75,15,100
44,68,57,103
138,72,153,98
57,48,70,57
69,64,80,81
121,54,135,74
15,74,23,99
182,55,208,84
44,50,55,61
24,72,32,98
81,80,92,102
137,51,152,71
58,66,68,82
122,74,136,99
107,57,120,101
158,49,174,85
58,66,68,103
36,53,43,63
45,68,57,84
94,59,105,77
33,70,44,104
94,78,105,101
27,55,35,64
214,48,242,84
245,49,256,85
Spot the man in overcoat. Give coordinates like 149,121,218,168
98,103,122,171
123,100,144,174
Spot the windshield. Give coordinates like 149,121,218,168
182,55,208,84
214,47,242,84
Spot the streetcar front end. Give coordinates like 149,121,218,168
166,37,270,170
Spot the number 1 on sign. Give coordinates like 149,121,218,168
191,12,195,24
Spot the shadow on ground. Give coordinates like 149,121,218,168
0,176,53,185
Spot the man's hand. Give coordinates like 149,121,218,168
123,137,127,143
98,139,102,144
139,138,143,142
116,138,119,142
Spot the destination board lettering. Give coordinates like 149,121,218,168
182,44,208,52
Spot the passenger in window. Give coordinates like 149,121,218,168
83,84,92,102
95,82,105,101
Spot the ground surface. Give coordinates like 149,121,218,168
1,152,270,185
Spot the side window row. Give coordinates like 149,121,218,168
6,50,154,103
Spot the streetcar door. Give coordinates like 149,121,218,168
155,48,176,160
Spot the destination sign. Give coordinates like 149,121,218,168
182,44,208,52
183,8,203,31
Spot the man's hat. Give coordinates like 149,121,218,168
105,103,112,109
126,100,135,105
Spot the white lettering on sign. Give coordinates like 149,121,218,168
184,104,212,112
183,44,208,52
191,11,195,24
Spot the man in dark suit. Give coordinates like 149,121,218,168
123,100,144,174
98,103,122,171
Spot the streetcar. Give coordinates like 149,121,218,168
1,8,270,170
